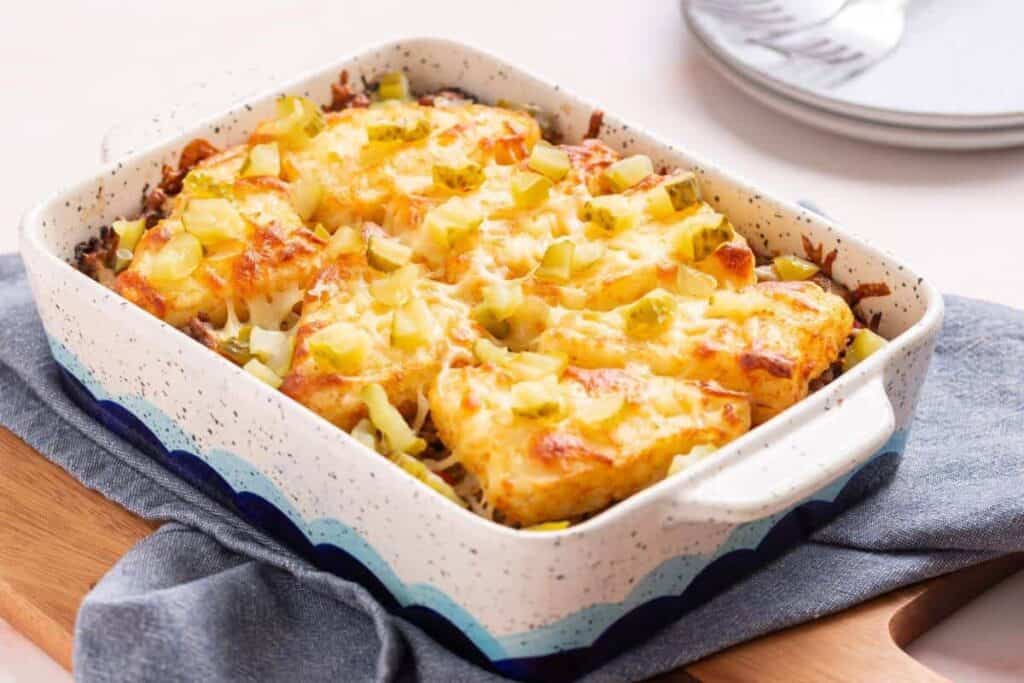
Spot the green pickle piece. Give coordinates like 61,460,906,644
527,143,570,181
240,143,281,178
433,160,485,192
535,240,575,283
367,236,412,272
243,358,283,389
424,199,482,248
773,254,820,281
272,96,325,148
674,213,733,262
663,173,700,210
182,197,248,245
307,322,369,374
842,328,887,373
511,380,565,418
112,218,145,252
360,383,425,454
249,327,294,376
376,72,411,101
370,264,418,306
149,233,202,284
645,186,676,220
624,289,677,338
603,154,653,192
510,171,553,209
579,195,637,234
366,116,430,143
393,453,466,507
391,298,436,350
290,176,323,221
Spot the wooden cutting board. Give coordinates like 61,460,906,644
1,426,1021,680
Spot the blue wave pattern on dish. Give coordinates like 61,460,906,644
50,338,907,681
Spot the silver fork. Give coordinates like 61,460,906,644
750,0,912,88
688,0,848,36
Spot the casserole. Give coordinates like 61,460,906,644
20,38,943,681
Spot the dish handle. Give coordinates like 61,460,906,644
668,374,895,525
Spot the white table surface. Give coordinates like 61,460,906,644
1,1,1021,680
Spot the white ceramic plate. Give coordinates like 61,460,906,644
685,0,1024,131
687,17,1024,150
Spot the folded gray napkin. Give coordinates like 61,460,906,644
1,252,1021,682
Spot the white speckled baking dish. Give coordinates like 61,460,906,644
20,37,942,681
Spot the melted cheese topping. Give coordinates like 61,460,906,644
108,94,854,525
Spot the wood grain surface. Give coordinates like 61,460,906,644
1,426,1020,680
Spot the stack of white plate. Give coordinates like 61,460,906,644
683,1,1024,150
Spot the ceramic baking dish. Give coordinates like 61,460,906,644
20,37,942,681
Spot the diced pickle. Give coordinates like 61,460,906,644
327,226,364,257
572,241,605,272
842,328,887,373
307,322,369,374
243,358,283,389
603,154,653,192
482,281,524,320
376,71,411,101
473,306,510,338
149,233,202,284
391,298,436,350
249,327,294,376
527,143,570,181
271,95,326,148
366,116,430,142
360,384,425,455
350,418,378,451
624,289,676,338
112,218,145,252
510,171,553,209
367,236,412,272
505,295,551,350
673,213,733,262
676,264,718,299
579,195,637,234
424,199,483,248
182,171,233,199
511,380,565,418
525,521,570,531
240,143,281,178
218,335,252,366
667,444,717,476
433,160,485,192
114,248,134,273
290,176,323,221
313,224,331,241
182,197,248,245
578,394,625,424
473,282,524,338
536,240,575,283
645,186,676,220
773,254,820,281
663,173,701,210
370,264,418,306
393,453,466,507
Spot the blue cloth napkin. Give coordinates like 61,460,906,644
1,252,1021,682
